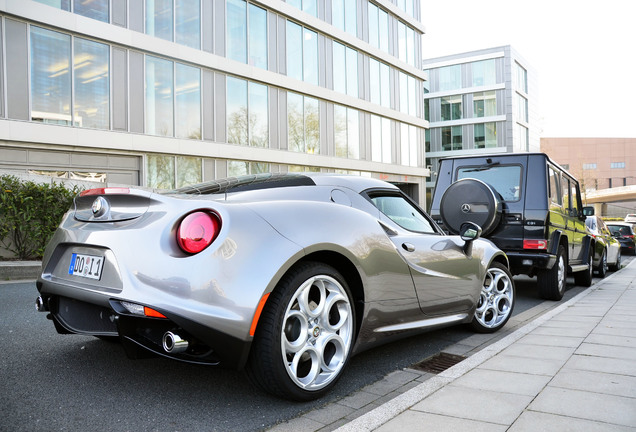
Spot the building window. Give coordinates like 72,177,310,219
227,1,267,68
583,163,597,170
441,95,462,121
369,58,390,108
287,0,316,16
517,124,528,151
288,92,319,154
474,123,497,148
332,42,358,97
74,37,110,129
516,94,528,122
333,0,357,37
438,64,461,91
334,105,359,159
145,56,174,136
368,3,389,53
74,0,109,22
36,0,109,22
442,126,462,151
514,62,528,93
287,22,318,85
146,0,174,41
472,59,496,87
399,72,417,116
400,123,418,167
227,0,247,63
228,160,270,176
146,0,201,48
611,162,626,169
227,77,268,147
175,63,201,139
473,91,496,117
371,115,392,163
147,154,202,189
31,27,110,130
176,0,201,48
31,27,72,125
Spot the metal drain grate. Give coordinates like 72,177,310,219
411,352,466,374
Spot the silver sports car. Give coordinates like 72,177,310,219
36,173,515,401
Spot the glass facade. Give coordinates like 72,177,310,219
438,64,461,91
474,123,497,148
472,59,496,87
441,95,462,121
15,0,427,199
441,126,462,151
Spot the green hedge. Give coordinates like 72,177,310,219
0,175,82,260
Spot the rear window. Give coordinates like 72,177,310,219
457,165,522,202
609,225,631,236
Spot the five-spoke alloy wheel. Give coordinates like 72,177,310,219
470,262,515,333
246,262,355,401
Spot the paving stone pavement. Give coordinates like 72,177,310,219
269,260,636,432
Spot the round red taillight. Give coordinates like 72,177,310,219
177,211,220,254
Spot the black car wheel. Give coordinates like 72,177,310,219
246,262,355,401
538,245,566,301
470,262,515,333
574,248,594,288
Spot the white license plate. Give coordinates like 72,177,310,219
68,253,104,280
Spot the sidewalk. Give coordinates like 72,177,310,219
0,260,41,281
334,259,636,431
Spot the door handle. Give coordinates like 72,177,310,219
402,243,415,252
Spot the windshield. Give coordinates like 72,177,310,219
457,165,522,202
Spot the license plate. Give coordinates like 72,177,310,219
68,253,104,280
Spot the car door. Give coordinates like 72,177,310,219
368,191,481,317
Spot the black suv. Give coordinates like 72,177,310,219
430,153,593,301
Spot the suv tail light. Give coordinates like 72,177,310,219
177,211,221,254
523,239,548,250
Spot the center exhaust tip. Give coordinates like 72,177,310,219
162,331,189,354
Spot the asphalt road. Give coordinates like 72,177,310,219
1,260,629,432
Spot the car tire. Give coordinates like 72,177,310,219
574,249,594,288
469,262,515,333
596,249,607,278
610,249,621,272
245,262,355,401
538,245,566,301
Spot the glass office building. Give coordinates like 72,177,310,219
423,46,539,204
0,0,429,203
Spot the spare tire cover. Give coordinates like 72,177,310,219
440,178,502,236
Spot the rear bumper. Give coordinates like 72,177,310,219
37,285,252,369
505,251,556,275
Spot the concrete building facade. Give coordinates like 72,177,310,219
0,0,429,203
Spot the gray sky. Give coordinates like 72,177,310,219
421,0,636,138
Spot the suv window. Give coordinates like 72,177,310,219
371,194,436,233
456,165,522,202
548,166,561,207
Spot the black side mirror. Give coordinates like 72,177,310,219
459,222,482,255
582,206,595,216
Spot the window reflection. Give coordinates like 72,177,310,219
287,92,319,154
438,65,461,91
248,4,268,69
441,95,462,121
400,123,417,167
74,38,109,129
147,154,176,189
227,77,268,147
176,63,201,139
176,0,200,49
74,0,108,22
176,155,201,187
303,28,318,85
146,0,173,42
371,115,392,163
227,0,247,63
332,0,356,36
145,56,174,136
30,27,72,125
472,59,496,87
286,22,302,81
473,91,496,118
334,105,359,159
333,42,358,97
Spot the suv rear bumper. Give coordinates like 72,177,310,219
506,251,557,275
